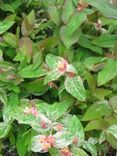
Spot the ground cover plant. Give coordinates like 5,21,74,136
0,0,117,155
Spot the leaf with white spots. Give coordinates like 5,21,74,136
64,76,86,101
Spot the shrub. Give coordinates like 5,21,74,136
0,0,117,155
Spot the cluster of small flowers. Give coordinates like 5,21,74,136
60,147,72,156
77,1,88,12
24,106,38,116
57,59,75,77
39,135,55,152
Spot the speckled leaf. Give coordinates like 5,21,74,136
64,76,86,101
44,69,62,84
47,100,71,121
0,122,11,138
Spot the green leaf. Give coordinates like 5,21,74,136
24,79,48,95
49,148,59,156
93,34,117,48
71,147,88,156
85,0,117,18
18,65,47,78
0,4,15,13
83,141,97,156
30,135,46,152
79,35,103,54
106,133,117,150
98,59,117,86
107,125,117,139
3,92,19,122
92,88,112,100
0,20,14,34
47,100,72,121
3,32,18,48
0,88,7,105
64,76,86,101
84,118,108,131
16,130,31,156
66,12,87,35
46,54,60,69
82,101,112,121
83,57,107,70
0,122,11,138
48,6,60,25
68,115,84,146
18,37,32,63
60,26,80,48
32,51,42,70
109,96,117,113
62,0,75,23
44,69,62,84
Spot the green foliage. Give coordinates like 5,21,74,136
0,0,117,155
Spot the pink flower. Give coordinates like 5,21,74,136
67,72,75,78
39,135,55,152
40,120,47,129
56,123,63,131
60,147,72,156
73,137,78,144
57,59,68,74
24,106,38,116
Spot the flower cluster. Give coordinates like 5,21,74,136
39,135,55,152
77,1,88,11
24,106,38,116
60,147,72,156
57,59,76,77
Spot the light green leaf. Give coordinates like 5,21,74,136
0,122,11,138
72,147,88,156
64,76,86,101
83,141,97,156
83,57,107,70
85,0,117,18
93,34,117,48
98,59,117,86
67,12,87,35
68,115,84,146
3,32,18,48
60,26,80,48
16,130,31,156
44,69,62,84
92,88,112,100
24,79,48,95
62,0,75,23
109,96,117,113
82,101,112,121
48,6,60,25
106,133,117,150
0,4,15,13
0,88,7,105
32,51,42,70
107,125,117,139
46,54,60,69
0,20,14,34
84,118,108,131
47,100,72,121
79,35,103,54
18,65,47,78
